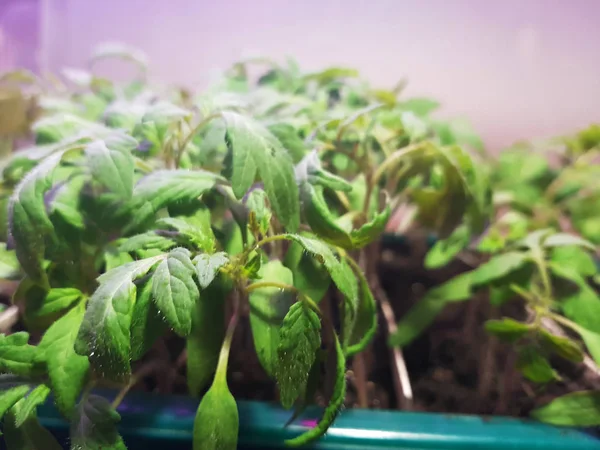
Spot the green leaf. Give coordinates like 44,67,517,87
285,333,346,447
275,303,321,409
142,101,190,125
566,323,600,367
130,279,166,361
193,378,238,450
516,346,558,383
0,243,20,280
284,240,330,303
0,386,30,422
484,318,531,343
543,233,595,251
249,260,295,377
471,252,529,287
267,123,307,163
3,399,62,450
399,97,440,117
551,246,597,278
75,255,165,382
35,288,83,318
0,333,44,378
194,252,229,289
71,394,127,450
221,111,300,231
48,174,86,229
539,330,584,363
532,391,600,427
347,266,377,356
187,279,228,396
124,169,222,230
118,231,176,253
559,280,600,336
104,248,134,271
91,41,147,71
424,225,470,269
85,139,135,198
246,189,272,237
158,211,215,252
13,385,50,427
8,151,65,286
284,234,358,304
389,272,472,347
38,302,89,417
152,248,199,337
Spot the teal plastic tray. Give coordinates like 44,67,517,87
32,390,600,450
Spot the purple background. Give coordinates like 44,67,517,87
4,0,600,150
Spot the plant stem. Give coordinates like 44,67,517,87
372,143,424,187
177,112,221,160
111,360,163,409
245,280,322,317
215,293,240,385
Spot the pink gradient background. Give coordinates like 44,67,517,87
8,0,600,150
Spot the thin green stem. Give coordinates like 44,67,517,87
532,247,552,303
372,143,423,187
215,308,239,385
177,113,221,159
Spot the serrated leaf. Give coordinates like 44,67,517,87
104,248,134,271
187,279,228,396
532,391,600,426
275,303,321,409
158,210,215,252
471,252,529,287
267,123,307,163
75,255,165,382
152,248,199,336
37,302,89,417
193,378,238,450
130,279,166,361
424,225,470,269
4,399,63,450
389,272,472,347
47,175,86,229
13,385,50,427
0,243,20,280
194,252,229,289
249,260,295,377
517,346,558,383
543,233,596,251
285,332,345,447
85,139,135,198
0,386,30,422
124,169,223,230
71,394,127,450
484,318,531,343
0,333,44,378
221,111,300,231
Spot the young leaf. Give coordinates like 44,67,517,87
118,231,177,253
221,111,300,231
471,251,529,287
275,302,321,409
551,246,597,278
194,252,229,289
152,248,199,336
124,169,223,229
85,139,135,198
13,384,50,427
71,394,127,450
543,233,595,251
245,189,272,237
0,243,20,280
0,333,44,378
3,399,62,450
285,333,346,447
38,302,89,417
0,386,30,422
75,255,165,382
531,391,600,427
484,318,531,343
193,378,239,450
539,330,584,363
130,279,166,361
389,272,472,347
47,175,86,229
158,215,215,252
347,266,378,356
249,260,295,377
424,225,470,269
284,240,330,303
187,280,228,396
517,346,558,383
34,288,83,318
